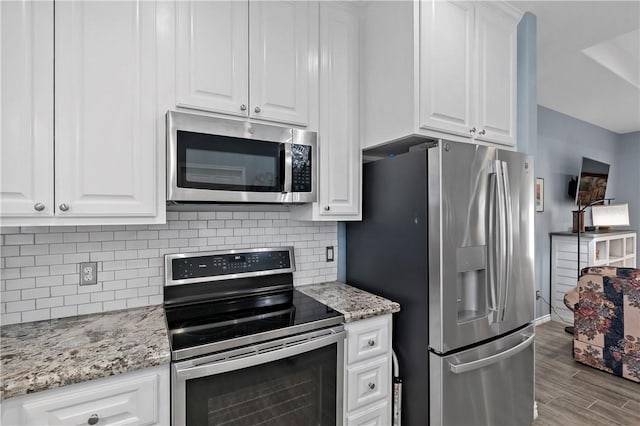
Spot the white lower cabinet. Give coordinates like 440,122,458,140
344,314,392,425
0,365,169,426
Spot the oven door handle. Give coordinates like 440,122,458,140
174,329,346,381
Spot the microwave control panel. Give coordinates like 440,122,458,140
291,144,312,192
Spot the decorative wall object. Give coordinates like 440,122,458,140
535,178,544,212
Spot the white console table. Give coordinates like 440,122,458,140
549,230,636,323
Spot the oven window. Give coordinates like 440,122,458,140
185,344,337,426
177,130,284,192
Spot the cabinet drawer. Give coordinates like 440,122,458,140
346,357,390,412
346,315,390,364
346,400,391,426
9,371,161,426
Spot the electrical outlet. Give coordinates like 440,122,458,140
536,290,541,300
326,246,334,262
80,262,98,285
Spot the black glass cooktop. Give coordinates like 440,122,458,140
165,289,342,356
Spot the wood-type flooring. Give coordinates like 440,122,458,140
533,320,640,426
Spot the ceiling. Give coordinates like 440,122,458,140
508,1,640,134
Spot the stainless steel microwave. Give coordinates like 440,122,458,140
167,111,317,204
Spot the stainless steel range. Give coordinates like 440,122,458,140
164,247,345,426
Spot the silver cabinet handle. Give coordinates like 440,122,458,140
88,414,99,425
34,203,45,211
254,106,261,113
469,127,477,134
368,382,376,390
59,203,69,212
240,104,247,111
479,129,486,136
324,206,330,211
367,339,375,347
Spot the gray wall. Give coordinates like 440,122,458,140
616,131,640,256
534,106,623,317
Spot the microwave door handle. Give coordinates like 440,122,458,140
283,143,293,193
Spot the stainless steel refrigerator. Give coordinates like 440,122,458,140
346,140,535,425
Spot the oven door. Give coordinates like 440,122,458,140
172,328,345,426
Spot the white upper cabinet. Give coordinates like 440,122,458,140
419,1,474,137
473,3,517,146
55,0,158,218
291,1,361,221
361,0,520,150
174,0,315,128
0,0,54,218
175,0,248,117
0,0,165,226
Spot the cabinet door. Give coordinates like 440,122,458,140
249,1,310,126
318,2,360,218
419,0,474,137
175,0,248,117
474,5,517,146
0,0,54,217
54,0,157,217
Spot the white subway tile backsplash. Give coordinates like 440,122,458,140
0,211,338,325
7,300,35,313
6,256,35,268
22,309,50,323
35,233,63,244
51,306,77,318
50,243,79,254
4,234,34,246
36,255,64,266
21,245,49,256
103,300,127,311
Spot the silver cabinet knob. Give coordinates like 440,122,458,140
479,129,486,136
254,106,261,113
324,206,330,211
368,382,376,390
240,104,247,111
87,414,99,425
367,339,375,347
34,203,45,211
469,127,477,134
59,203,69,212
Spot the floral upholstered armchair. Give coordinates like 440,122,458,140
566,266,640,383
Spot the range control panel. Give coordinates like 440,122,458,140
171,249,292,281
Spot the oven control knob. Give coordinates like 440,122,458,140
88,414,99,425
368,382,376,390
367,339,375,347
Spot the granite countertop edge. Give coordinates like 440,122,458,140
297,281,400,322
0,304,170,402
1,282,398,402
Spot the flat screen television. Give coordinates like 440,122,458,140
573,157,610,206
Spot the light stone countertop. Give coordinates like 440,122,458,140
0,305,170,401
297,281,400,322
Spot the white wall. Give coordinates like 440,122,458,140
0,211,337,325
616,131,640,256
534,105,624,317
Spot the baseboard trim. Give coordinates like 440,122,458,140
534,314,551,326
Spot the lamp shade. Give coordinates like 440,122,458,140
591,203,630,227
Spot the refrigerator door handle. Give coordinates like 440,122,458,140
500,161,514,321
488,172,498,314
448,333,535,374
494,161,508,323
